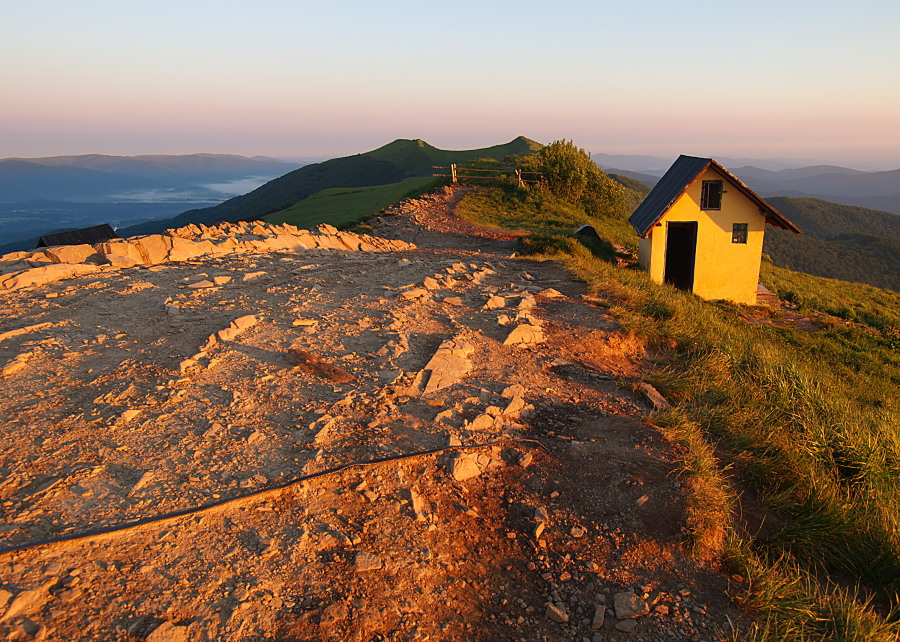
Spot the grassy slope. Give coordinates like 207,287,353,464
118,136,541,237
455,183,638,248
264,176,437,229
454,185,900,640
183,137,538,224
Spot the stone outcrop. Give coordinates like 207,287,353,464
0,221,416,293
0,263,103,292
42,244,102,265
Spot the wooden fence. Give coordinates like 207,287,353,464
432,164,540,187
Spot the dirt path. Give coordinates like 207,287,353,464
0,187,748,640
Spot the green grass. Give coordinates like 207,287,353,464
455,184,595,234
264,176,438,229
725,540,900,641
121,136,543,235
762,260,900,334
454,185,900,639
454,183,637,261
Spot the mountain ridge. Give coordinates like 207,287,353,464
0,160,166,203
120,137,542,236
762,197,900,291
597,154,900,214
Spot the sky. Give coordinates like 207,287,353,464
2,0,899,169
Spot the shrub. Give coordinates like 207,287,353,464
525,139,627,219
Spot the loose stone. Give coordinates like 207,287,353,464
355,552,384,572
545,603,569,624
613,591,650,619
615,619,638,633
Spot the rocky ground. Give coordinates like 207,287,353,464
0,187,750,640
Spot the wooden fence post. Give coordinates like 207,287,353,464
450,163,458,184
515,169,524,188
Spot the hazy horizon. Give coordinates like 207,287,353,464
3,144,897,174
3,1,899,171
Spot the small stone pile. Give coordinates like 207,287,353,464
0,221,415,292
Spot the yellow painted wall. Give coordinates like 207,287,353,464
638,167,766,304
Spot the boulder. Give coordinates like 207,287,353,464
97,239,144,265
0,263,102,291
43,244,100,264
638,382,671,411
209,236,240,254
168,237,215,262
0,260,33,276
130,234,172,264
335,231,363,251
0,251,33,262
105,253,140,267
312,235,348,251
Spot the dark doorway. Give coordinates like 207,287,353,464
664,222,697,291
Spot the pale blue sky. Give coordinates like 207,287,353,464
2,0,899,167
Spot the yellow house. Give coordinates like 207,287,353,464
628,155,801,305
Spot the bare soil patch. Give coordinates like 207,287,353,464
0,187,749,640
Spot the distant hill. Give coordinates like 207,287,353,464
598,156,900,215
734,165,900,215
767,197,900,239
764,197,900,291
120,137,542,235
0,160,158,202
608,173,652,213
735,165,900,196
605,168,661,189
592,153,826,174
4,153,293,183
0,154,296,203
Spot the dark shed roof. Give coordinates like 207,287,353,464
628,155,801,238
37,223,118,248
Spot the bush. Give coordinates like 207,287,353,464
526,139,627,219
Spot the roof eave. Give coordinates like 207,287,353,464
707,159,802,234
629,156,713,237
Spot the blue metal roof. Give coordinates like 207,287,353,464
628,155,801,238
628,155,712,238
37,223,118,248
